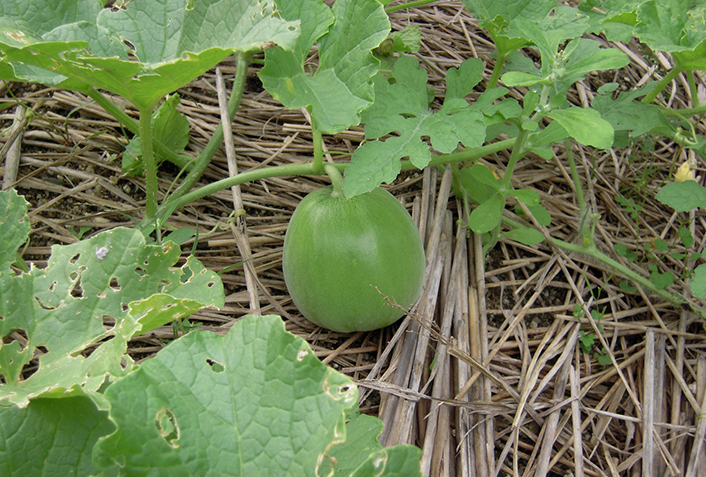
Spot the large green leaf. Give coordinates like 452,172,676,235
461,0,558,55
259,0,390,134
0,0,300,109
0,396,114,476
343,55,486,197
93,315,358,476
656,180,706,212
0,190,224,406
635,0,706,67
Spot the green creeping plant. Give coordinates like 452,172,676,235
283,186,426,333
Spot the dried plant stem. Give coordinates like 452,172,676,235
216,67,260,314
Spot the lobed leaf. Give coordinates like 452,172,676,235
327,413,422,476
343,55,486,197
259,0,390,134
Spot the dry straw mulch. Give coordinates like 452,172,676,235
2,2,706,476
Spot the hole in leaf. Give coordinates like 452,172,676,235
337,384,353,394
134,267,146,278
34,296,59,310
180,266,193,283
49,280,58,292
158,278,172,293
70,282,84,299
121,303,129,312
206,358,225,373
103,315,116,331
155,408,180,448
109,277,121,291
69,253,80,264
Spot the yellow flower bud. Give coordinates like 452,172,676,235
675,161,696,182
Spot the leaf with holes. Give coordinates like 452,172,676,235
0,188,30,272
327,413,422,476
0,190,224,406
93,315,363,476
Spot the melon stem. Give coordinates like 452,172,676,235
325,163,345,198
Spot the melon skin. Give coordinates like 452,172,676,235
282,186,426,333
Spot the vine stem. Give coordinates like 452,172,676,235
642,66,684,104
165,51,253,208
385,0,438,13
500,128,529,190
552,238,706,320
324,163,345,197
564,138,585,212
486,49,506,90
155,138,518,225
163,162,323,220
311,121,324,174
139,105,158,223
84,88,192,170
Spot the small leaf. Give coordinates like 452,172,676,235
595,348,613,366
648,268,676,289
515,202,552,226
501,71,544,87
619,279,638,293
467,164,501,191
547,107,614,149
510,188,540,205
691,264,706,298
501,227,544,245
653,238,669,252
469,193,504,234
592,86,671,137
